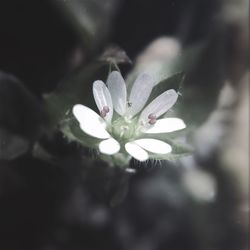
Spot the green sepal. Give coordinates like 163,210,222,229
148,152,191,161
148,140,193,161
137,130,193,160
99,152,131,168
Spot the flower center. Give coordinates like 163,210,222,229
109,117,139,142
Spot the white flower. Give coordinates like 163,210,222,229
72,71,186,162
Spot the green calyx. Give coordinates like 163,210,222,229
107,116,141,143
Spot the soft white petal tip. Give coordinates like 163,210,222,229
125,142,149,161
99,138,120,155
167,89,177,95
72,104,110,139
107,71,127,116
143,118,186,134
72,104,84,117
134,139,172,154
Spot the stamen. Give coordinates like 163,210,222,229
148,113,157,125
103,106,110,113
100,109,107,118
120,125,129,137
148,113,156,120
100,106,110,118
149,118,157,125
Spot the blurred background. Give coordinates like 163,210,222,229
0,0,249,249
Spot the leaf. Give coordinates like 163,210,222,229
126,42,204,90
53,0,120,51
149,152,191,161
0,128,29,160
142,133,193,153
148,141,193,161
0,72,45,159
110,173,130,206
99,46,132,65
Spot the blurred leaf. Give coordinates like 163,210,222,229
126,42,204,89
0,128,29,160
110,173,130,206
0,72,45,159
99,45,132,65
149,152,191,161
53,0,121,51
170,40,224,128
32,142,57,163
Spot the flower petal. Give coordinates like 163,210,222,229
99,138,120,155
125,142,149,161
142,118,186,133
93,80,113,122
139,89,178,123
72,104,110,139
107,71,127,115
134,138,172,154
127,73,154,117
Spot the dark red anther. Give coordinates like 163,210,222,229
103,106,110,113
100,109,107,118
100,106,110,118
148,118,157,125
148,113,156,120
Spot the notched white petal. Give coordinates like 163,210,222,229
125,142,149,161
99,138,120,155
128,73,154,117
134,139,172,154
139,89,178,123
93,80,113,122
107,71,127,115
142,118,186,133
72,104,110,139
